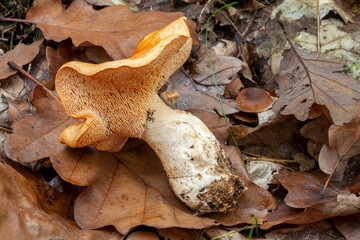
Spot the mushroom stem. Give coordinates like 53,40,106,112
142,92,245,214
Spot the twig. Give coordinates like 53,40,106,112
0,17,34,24
241,9,258,38
0,125,12,133
242,151,298,164
317,0,320,51
320,145,352,198
7,61,61,103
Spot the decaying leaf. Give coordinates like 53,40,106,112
272,47,360,125
26,0,187,60
0,39,43,80
86,0,137,10
332,216,360,240
318,102,360,180
273,169,342,208
265,221,344,240
126,231,159,240
265,170,360,227
300,115,332,159
46,42,113,88
272,0,353,23
260,203,305,230
168,67,239,115
0,162,122,240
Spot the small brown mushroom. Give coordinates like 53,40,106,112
55,17,246,214
236,87,275,113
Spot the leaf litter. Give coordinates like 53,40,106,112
1,0,360,238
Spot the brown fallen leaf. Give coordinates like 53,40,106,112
272,47,360,126
265,221,344,240
194,49,243,86
0,162,122,240
168,68,239,115
6,99,32,127
47,42,113,89
263,170,360,228
126,231,159,240
273,169,343,208
26,0,189,60
5,93,276,233
318,102,360,180
0,39,43,80
331,216,360,240
284,192,360,225
157,228,200,240
260,203,305,230
300,115,331,159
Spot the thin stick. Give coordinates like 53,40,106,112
320,145,352,198
241,9,258,38
7,61,61,103
317,0,320,51
1,17,34,24
0,125,12,133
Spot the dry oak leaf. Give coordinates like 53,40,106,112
318,102,360,180
273,169,343,208
0,39,43,80
272,47,360,126
26,0,189,60
265,221,345,240
4,95,217,234
5,94,276,233
263,169,360,227
0,162,122,240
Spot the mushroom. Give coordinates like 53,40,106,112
231,87,280,139
55,17,246,214
236,87,275,113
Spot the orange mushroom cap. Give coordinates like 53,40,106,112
55,17,192,152
236,87,274,113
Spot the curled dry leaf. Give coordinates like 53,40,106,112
300,115,331,159
332,216,360,240
126,231,159,240
194,49,243,87
6,99,32,127
0,39,43,80
318,102,360,180
263,170,360,228
272,47,360,125
5,93,277,232
273,169,343,208
265,221,345,240
47,42,113,90
260,203,305,230
0,163,122,240
26,0,190,60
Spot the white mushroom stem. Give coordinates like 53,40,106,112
142,92,245,214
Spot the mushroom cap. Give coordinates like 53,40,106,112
236,87,274,113
55,17,192,151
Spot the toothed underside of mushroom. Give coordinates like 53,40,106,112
57,36,192,151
